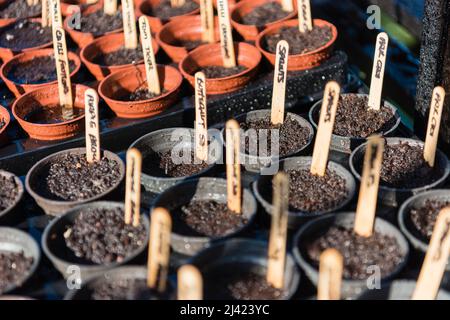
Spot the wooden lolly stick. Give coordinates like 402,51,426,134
84,89,101,163
354,135,384,237
171,0,186,8
317,248,343,300
33,0,39,5
297,0,312,33
103,0,117,15
122,0,138,49
271,40,289,125
50,0,63,28
412,207,450,300
225,119,241,214
194,72,208,162
124,148,142,227
368,32,389,110
138,16,160,95
424,86,446,167
147,207,172,292
177,265,203,300
310,81,340,176
217,0,236,67
267,172,289,289
281,0,293,12
200,0,215,43
42,0,52,27
27,0,34,6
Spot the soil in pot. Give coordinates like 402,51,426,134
80,10,122,37
240,2,290,26
200,65,248,79
93,47,143,66
144,150,209,178
409,199,450,241
23,105,84,124
0,0,41,19
116,87,168,102
0,251,34,294
0,173,19,211
171,39,206,51
144,0,199,20
0,20,51,50
64,206,147,264
90,278,167,300
263,24,333,54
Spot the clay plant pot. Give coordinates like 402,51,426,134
0,104,10,146
157,15,220,63
26,148,125,216
0,0,40,28
253,156,356,229
0,227,40,295
98,64,182,118
136,0,200,33
256,19,337,71
81,32,160,80
153,177,257,256
1,49,81,98
60,0,103,17
293,212,409,299
309,93,401,154
179,42,261,95
189,238,300,300
349,137,450,207
0,170,24,225
231,0,297,41
12,84,89,141
42,202,150,281
358,280,450,300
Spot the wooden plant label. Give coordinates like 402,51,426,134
225,119,241,214
42,0,52,27
281,0,293,12
424,86,446,167
310,81,340,176
267,172,289,289
177,265,203,300
121,0,138,49
138,16,160,95
368,32,389,110
297,0,312,33
50,0,63,28
194,72,208,162
171,0,186,8
147,207,172,292
354,135,384,237
412,207,450,300
84,89,100,163
200,0,215,43
271,40,289,125
27,0,34,6
217,0,236,67
124,148,142,227
103,0,117,15
317,248,343,300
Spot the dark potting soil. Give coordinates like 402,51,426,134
287,169,348,213
241,2,290,26
24,105,84,124
175,200,248,237
0,173,19,212
91,278,165,300
200,65,248,79
239,116,310,156
64,207,147,264
80,10,122,36
93,47,144,66
144,150,209,178
171,39,205,51
0,251,34,294
0,0,41,19
42,153,121,201
118,88,167,102
263,25,333,55
0,20,51,50
8,56,77,85
409,199,450,241
306,226,404,280
146,0,199,20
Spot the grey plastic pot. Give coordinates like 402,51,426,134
253,156,356,229
350,137,450,208
309,93,401,154
358,280,450,300
0,170,24,225
189,238,300,300
42,201,150,281
0,227,40,295
293,212,410,299
152,177,257,256
129,127,220,194
25,148,125,216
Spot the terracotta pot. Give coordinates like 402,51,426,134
61,0,103,16
157,15,220,63
256,19,338,71
231,0,297,41
0,0,41,28
12,84,89,141
99,64,183,118
1,49,81,98
0,18,53,62
81,32,159,80
0,104,10,146
136,0,200,33
179,42,261,95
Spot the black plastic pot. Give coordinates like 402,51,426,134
0,227,40,295
350,137,450,207
293,212,410,299
25,148,125,216
253,156,356,229
152,177,257,256
0,170,24,224
189,238,300,300
309,93,401,154
42,201,150,281
358,280,450,300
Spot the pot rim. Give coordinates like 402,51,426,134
0,104,10,136
0,170,24,219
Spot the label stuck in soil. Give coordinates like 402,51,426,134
178,265,203,300
121,0,138,49
194,72,208,161
271,40,289,125
125,148,142,227
104,0,118,15
52,26,73,114
138,16,160,95
297,0,312,32
217,0,236,67
424,86,445,167
225,119,242,214
368,32,388,110
84,89,100,163
317,248,343,300
200,0,214,43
